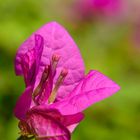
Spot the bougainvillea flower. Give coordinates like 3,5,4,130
14,22,85,120
14,22,120,139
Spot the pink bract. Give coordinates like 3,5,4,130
14,21,85,119
50,70,120,115
19,106,84,140
14,22,120,140
15,22,85,99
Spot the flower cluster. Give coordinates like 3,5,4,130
14,22,120,140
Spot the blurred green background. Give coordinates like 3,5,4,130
0,0,140,140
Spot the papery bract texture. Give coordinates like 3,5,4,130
15,22,85,99
16,35,44,87
21,107,84,139
50,70,120,115
26,112,70,140
14,86,33,120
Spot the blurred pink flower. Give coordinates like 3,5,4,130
74,0,124,22
14,22,120,139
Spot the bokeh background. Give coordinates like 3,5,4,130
0,0,140,139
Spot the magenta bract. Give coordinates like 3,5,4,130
18,106,84,140
14,22,120,140
14,22,85,119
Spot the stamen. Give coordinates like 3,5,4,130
32,65,49,105
48,68,68,103
51,54,60,76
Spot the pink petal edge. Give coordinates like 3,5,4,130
50,70,120,115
